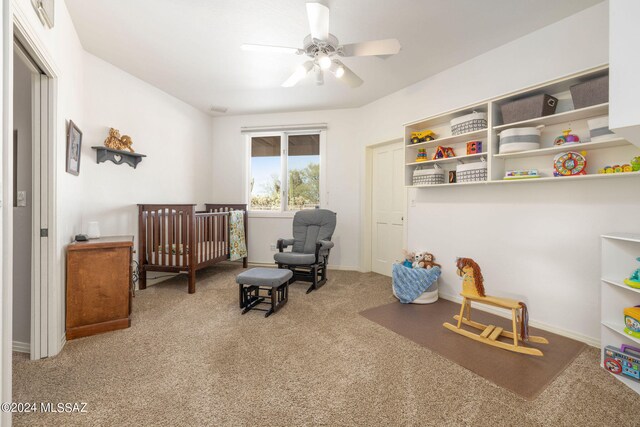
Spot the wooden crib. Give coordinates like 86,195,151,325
137,204,248,293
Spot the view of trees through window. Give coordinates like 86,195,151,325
250,134,320,211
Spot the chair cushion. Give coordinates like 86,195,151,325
291,209,336,254
274,252,316,265
236,268,293,287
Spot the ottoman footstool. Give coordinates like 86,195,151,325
236,268,293,317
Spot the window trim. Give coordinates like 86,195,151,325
246,129,326,215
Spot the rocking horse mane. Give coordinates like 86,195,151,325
457,257,485,297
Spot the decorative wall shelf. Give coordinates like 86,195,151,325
92,146,146,169
404,65,640,188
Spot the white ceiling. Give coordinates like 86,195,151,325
65,0,602,116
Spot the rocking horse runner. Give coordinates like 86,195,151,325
443,258,549,356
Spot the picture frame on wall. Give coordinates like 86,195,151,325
66,120,82,176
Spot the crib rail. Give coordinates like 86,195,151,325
194,211,229,265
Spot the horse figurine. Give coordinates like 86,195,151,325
443,257,549,356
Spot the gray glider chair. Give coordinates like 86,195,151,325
274,208,337,294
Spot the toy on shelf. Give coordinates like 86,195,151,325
624,306,640,339
632,157,640,172
553,129,580,146
553,151,587,177
598,163,635,174
466,141,482,155
624,257,640,289
415,148,428,162
410,130,436,144
503,169,541,180
433,146,455,160
448,171,457,183
603,345,640,382
442,258,549,356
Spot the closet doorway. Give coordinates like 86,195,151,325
370,140,405,276
12,38,54,360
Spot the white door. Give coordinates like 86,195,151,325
371,141,405,276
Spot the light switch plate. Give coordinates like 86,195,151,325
17,191,27,207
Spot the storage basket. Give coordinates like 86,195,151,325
498,126,544,154
450,111,487,136
500,94,557,125
456,160,487,183
413,166,444,185
587,115,614,141
570,75,608,109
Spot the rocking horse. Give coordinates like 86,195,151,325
443,258,549,356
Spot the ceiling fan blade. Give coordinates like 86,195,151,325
334,61,363,88
306,2,329,41
282,61,314,87
241,44,302,54
340,39,401,57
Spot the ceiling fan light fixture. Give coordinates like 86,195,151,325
282,60,314,87
317,52,332,70
330,61,345,78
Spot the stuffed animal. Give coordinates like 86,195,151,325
411,251,441,269
401,250,414,268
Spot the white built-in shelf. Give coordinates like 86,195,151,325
406,129,487,149
494,103,609,131
492,137,630,159
602,233,640,243
602,278,640,295
496,171,640,184
408,180,487,189
406,153,487,166
602,320,640,346
607,370,640,393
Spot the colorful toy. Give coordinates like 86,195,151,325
466,141,482,155
632,156,640,172
553,151,587,177
413,252,441,270
410,130,436,144
433,146,455,160
603,345,640,382
624,257,640,289
624,306,640,339
448,171,456,183
442,258,549,356
415,148,428,162
503,169,540,180
599,163,635,174
553,129,580,146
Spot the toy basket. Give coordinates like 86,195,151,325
500,94,557,125
413,166,444,185
450,111,487,136
498,126,544,154
570,75,608,109
392,264,440,304
456,160,488,182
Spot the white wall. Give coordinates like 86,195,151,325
12,51,32,347
80,52,213,248
211,109,361,269
359,1,634,343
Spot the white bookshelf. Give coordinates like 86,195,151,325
404,65,640,188
601,233,640,395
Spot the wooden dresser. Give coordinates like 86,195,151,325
66,236,133,339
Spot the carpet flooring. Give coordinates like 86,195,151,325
12,264,640,426
360,300,586,400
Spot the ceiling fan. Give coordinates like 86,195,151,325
241,2,401,88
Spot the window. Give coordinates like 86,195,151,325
248,131,322,213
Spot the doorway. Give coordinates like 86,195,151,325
370,140,405,276
12,45,36,355
11,37,54,360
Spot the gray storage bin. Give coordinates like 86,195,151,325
500,94,557,125
570,75,609,109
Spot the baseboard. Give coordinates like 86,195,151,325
439,292,600,348
60,333,66,352
12,341,30,354
247,261,357,271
